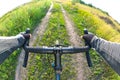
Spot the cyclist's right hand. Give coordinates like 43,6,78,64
20,28,31,40
82,34,94,47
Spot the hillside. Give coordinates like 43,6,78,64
0,0,120,80
0,0,51,79
61,0,120,79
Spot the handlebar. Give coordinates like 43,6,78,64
24,46,90,54
84,29,92,67
22,28,92,80
22,28,92,68
23,28,30,67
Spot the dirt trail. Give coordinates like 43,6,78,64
15,3,53,80
61,5,90,80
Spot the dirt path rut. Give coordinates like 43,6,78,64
15,3,53,80
61,5,90,80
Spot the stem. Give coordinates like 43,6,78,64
56,73,60,80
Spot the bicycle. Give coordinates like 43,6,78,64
22,28,92,80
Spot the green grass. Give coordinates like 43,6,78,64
0,0,50,79
0,0,50,36
27,2,76,80
62,2,120,80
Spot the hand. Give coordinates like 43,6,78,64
82,34,94,47
19,28,31,40
22,34,31,40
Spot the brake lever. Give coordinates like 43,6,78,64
23,28,30,67
84,29,92,67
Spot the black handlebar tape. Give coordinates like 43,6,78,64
84,29,92,67
23,50,29,67
23,28,30,67
62,46,89,53
25,46,90,54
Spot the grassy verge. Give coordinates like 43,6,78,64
0,0,50,79
27,2,76,80
0,0,50,36
62,2,120,80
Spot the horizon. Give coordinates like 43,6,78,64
0,0,31,18
0,0,120,23
83,0,120,23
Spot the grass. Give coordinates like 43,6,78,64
27,2,76,80
0,0,51,79
0,0,50,36
62,2,120,80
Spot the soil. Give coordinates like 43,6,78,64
61,4,90,80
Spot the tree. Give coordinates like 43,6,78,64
80,0,85,4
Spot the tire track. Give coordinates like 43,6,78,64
61,4,90,80
15,3,53,80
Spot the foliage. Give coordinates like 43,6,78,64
0,0,50,79
62,2,120,79
0,0,50,36
77,0,110,16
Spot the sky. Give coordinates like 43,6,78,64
83,0,120,23
0,0,120,23
0,0,31,18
